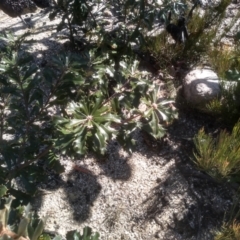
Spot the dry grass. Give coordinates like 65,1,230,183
145,0,239,77
214,221,240,240
215,194,240,240
193,121,240,181
208,42,240,78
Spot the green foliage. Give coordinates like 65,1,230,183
51,0,189,71
0,195,100,240
0,196,46,240
193,122,240,182
214,193,240,240
1,1,240,238
214,221,240,240
0,32,64,197
206,88,240,126
53,59,177,156
209,47,235,79
66,228,99,240
0,0,178,197
206,69,240,126
52,0,94,45
54,98,121,155
141,87,177,139
0,186,7,198
145,0,235,73
226,69,240,81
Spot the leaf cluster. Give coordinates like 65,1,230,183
0,189,100,240
193,121,240,182
53,56,177,156
0,5,178,197
144,0,234,72
206,69,240,126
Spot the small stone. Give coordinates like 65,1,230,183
183,68,221,107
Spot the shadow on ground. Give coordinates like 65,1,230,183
132,109,237,239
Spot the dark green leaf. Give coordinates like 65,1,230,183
23,64,38,81
0,185,8,197
225,69,240,81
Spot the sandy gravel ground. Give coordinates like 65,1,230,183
0,2,239,239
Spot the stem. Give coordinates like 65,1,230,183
16,64,29,162
66,14,75,45
84,0,97,28
0,107,3,142
101,77,131,106
28,67,68,125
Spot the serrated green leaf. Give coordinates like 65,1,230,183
142,112,166,139
156,109,167,121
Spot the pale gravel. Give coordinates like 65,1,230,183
33,135,196,240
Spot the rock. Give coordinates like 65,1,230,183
183,68,221,107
